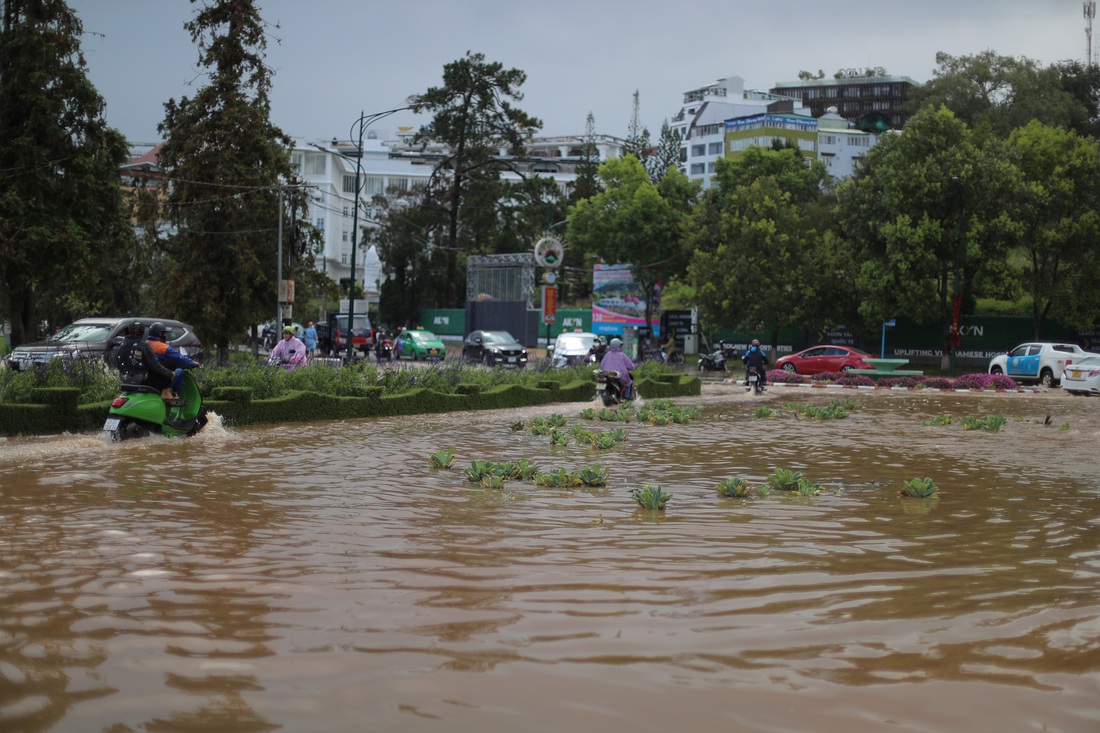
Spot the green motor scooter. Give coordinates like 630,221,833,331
103,370,208,441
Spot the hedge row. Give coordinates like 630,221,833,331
1,375,702,436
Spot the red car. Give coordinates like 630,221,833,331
775,345,873,375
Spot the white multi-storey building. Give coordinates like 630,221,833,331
291,130,624,299
671,75,810,188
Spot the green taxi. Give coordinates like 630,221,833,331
396,329,446,360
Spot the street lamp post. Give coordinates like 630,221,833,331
340,105,418,363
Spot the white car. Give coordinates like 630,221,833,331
1061,355,1100,396
548,331,598,369
988,342,1100,387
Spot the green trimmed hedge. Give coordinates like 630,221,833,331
2,374,701,436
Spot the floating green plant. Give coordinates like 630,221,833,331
753,406,776,418
715,477,755,498
464,460,496,483
766,467,804,492
536,468,582,487
796,478,822,496
480,474,507,490
592,434,620,450
899,477,939,498
961,414,1007,432
789,400,851,420
1060,423,1070,431
428,449,455,469
529,418,552,436
508,458,541,481
509,420,527,432
631,483,672,510
549,428,570,446
546,413,568,427
604,428,627,443
579,463,610,487
921,413,953,426
578,408,596,420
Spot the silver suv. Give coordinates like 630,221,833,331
6,317,203,371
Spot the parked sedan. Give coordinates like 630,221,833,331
7,316,202,370
462,330,528,367
775,345,873,375
1061,355,1100,396
988,342,1100,387
395,329,445,360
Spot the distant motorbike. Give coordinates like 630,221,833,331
375,337,394,362
594,369,637,407
719,341,739,360
267,349,306,370
697,349,727,372
104,370,207,441
745,365,766,394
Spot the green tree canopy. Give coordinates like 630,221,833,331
686,147,839,351
408,51,542,306
836,106,1017,368
0,0,140,346
567,156,698,331
1006,120,1100,335
905,51,1088,139
156,0,306,362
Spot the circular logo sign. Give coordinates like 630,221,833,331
534,236,565,268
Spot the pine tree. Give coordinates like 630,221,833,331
157,0,305,362
622,90,651,163
569,112,601,204
0,0,139,346
646,120,682,183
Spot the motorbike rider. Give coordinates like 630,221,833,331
146,321,199,403
270,325,307,369
599,337,636,399
586,336,607,364
741,338,769,391
115,321,179,402
304,321,318,358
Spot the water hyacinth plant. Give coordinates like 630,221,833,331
549,428,570,446
480,474,507,490
546,413,568,427
578,408,596,420
464,460,496,483
899,477,939,498
428,449,456,469
753,406,776,418
631,483,672,510
961,414,1007,432
510,420,527,432
766,468,804,492
536,468,582,487
796,478,823,496
579,463,610,487
715,477,755,498
921,414,954,426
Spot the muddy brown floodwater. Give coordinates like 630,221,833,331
0,385,1098,733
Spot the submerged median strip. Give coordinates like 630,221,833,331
0,357,701,436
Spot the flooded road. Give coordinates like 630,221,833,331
1,386,1098,732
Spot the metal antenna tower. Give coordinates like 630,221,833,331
1086,1,1097,67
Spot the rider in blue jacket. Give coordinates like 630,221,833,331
741,339,769,391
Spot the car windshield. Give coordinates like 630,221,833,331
482,332,517,344
556,335,594,351
48,323,113,344
411,332,437,342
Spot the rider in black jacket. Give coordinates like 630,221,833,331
741,339,769,391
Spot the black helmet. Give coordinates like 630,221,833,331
129,320,146,338
147,322,170,341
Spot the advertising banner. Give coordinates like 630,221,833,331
591,264,660,337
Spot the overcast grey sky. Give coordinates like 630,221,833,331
69,0,1089,147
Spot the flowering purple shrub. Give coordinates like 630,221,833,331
880,377,920,389
917,377,954,389
952,372,1018,390
768,370,804,384
812,371,843,382
834,374,877,387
